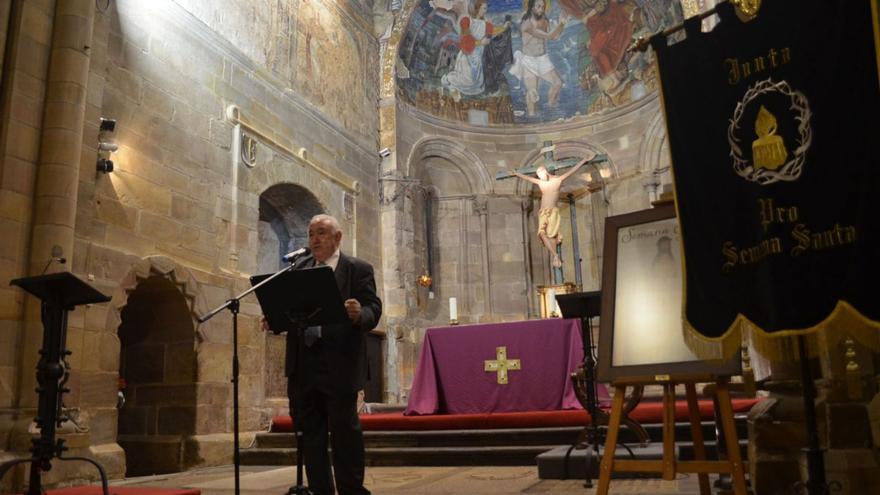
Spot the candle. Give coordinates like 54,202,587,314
449,297,458,322
547,288,558,317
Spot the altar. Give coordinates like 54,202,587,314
404,318,586,415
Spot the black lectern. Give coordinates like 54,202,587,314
0,272,111,495
557,291,648,486
251,266,347,332
250,265,346,495
557,291,604,487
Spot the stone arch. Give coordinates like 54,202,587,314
257,182,326,400
513,139,611,197
405,137,492,195
638,110,670,174
511,139,612,295
258,183,326,275
107,256,209,476
396,137,490,327
107,256,206,335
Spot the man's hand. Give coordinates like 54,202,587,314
344,299,362,324
260,316,270,332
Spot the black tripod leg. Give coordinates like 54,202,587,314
287,324,312,495
287,428,312,495
581,316,602,488
583,444,595,488
0,458,38,494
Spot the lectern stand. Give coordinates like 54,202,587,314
0,272,112,495
556,291,649,487
251,265,347,495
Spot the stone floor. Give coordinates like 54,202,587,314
108,465,713,494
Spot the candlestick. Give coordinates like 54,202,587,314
449,297,458,325
547,288,559,318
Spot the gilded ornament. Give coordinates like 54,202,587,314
752,105,788,170
484,346,522,385
731,0,761,19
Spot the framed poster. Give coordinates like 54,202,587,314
597,203,741,382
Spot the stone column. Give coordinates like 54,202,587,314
457,197,468,318
19,0,95,408
520,197,534,317
472,195,492,320
816,333,880,494
378,172,410,403
749,337,880,495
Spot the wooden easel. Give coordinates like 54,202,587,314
596,375,747,495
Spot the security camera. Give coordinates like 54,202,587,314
379,148,392,158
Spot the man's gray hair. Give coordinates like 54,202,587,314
310,214,341,234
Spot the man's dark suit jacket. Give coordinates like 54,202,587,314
285,252,382,392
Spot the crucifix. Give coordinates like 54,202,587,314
484,346,521,385
496,141,607,285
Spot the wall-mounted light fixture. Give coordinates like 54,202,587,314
96,118,117,173
580,162,612,183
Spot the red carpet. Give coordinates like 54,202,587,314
25,488,199,495
272,398,761,432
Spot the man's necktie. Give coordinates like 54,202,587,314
303,326,321,347
304,259,325,346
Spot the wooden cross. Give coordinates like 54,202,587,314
484,346,521,385
494,140,608,180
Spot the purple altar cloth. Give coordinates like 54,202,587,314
404,318,585,415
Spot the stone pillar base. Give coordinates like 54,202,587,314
817,448,880,495
119,432,256,476
0,442,125,492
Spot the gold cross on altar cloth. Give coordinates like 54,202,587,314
484,346,521,384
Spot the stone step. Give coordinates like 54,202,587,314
255,419,743,449
255,427,585,449
243,416,749,467
537,440,750,479
240,445,558,467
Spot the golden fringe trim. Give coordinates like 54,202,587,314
682,300,880,362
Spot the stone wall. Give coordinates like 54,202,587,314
1,0,382,488
380,94,672,403
172,0,379,139
0,0,55,415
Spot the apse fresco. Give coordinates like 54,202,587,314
396,0,683,125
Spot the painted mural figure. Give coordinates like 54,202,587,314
581,0,635,93
508,0,568,116
396,0,682,124
441,0,493,96
511,158,589,267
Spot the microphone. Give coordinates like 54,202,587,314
282,247,310,263
41,256,67,275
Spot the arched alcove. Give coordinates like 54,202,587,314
404,138,487,325
405,137,492,194
117,275,196,476
258,183,325,399
258,183,325,275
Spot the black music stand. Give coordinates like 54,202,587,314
250,265,347,495
250,265,347,333
557,291,603,488
0,273,111,495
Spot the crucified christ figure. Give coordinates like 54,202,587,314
512,157,590,268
